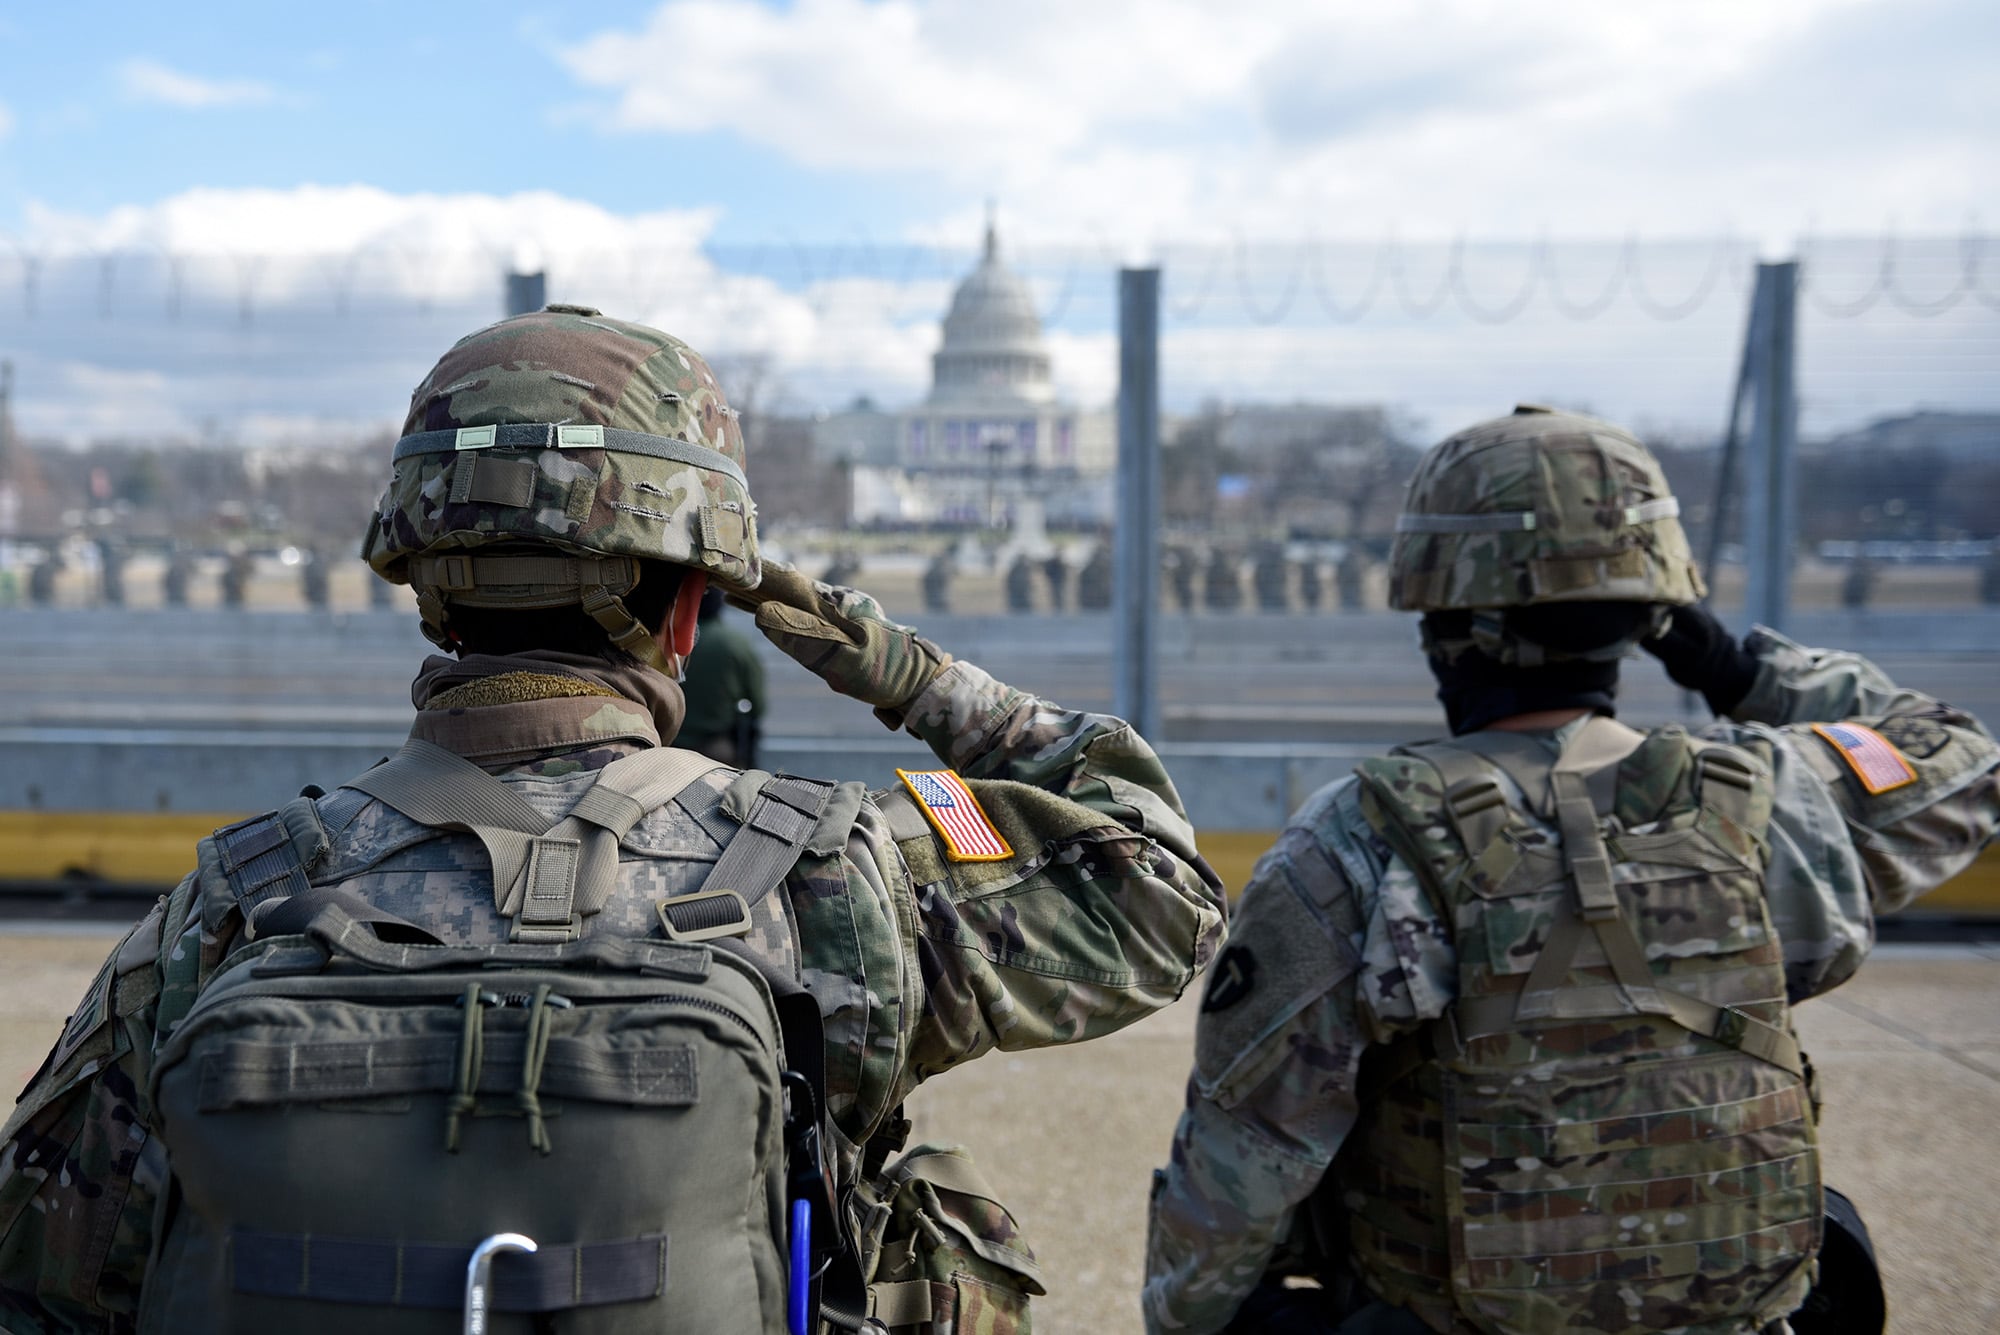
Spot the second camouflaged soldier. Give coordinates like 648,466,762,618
1143,406,2000,1335
1,306,1226,1335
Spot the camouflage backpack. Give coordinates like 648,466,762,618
136,742,859,1334
1340,716,1821,1335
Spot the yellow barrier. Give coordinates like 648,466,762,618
0,812,233,889
4,813,1997,912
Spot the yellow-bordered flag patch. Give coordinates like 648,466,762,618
1811,722,1918,795
896,769,1013,862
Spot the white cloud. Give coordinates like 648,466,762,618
5,185,1996,449
558,0,1994,241
116,58,277,109
4,186,950,443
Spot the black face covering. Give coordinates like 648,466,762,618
1429,651,1621,735
1422,603,1649,735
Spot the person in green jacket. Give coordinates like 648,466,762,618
678,585,767,768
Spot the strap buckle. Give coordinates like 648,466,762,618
1696,751,1757,790
436,555,476,592
656,888,754,942
1571,852,1619,919
1711,1005,1752,1049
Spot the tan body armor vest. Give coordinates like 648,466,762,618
1340,717,1821,1335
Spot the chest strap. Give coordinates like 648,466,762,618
343,740,721,942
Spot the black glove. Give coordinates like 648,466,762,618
1642,604,1760,716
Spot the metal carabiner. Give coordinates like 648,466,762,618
464,1232,538,1335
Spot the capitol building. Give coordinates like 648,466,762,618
811,221,1115,528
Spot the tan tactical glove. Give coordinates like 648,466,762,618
728,562,950,729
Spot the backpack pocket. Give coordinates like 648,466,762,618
143,949,792,1335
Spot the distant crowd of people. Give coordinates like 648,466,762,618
921,543,1385,615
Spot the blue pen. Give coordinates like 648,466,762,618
789,1196,813,1335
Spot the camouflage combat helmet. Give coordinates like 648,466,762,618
363,305,759,667
1389,405,1703,664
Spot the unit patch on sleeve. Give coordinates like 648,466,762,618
896,769,1014,862
1202,945,1258,1013
1811,722,1919,795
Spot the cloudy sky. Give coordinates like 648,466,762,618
0,0,1995,442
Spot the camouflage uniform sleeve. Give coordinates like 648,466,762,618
0,897,174,1333
888,659,1226,1081
1702,627,2000,996
1142,811,1371,1335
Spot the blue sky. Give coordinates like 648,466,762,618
0,1,928,239
0,0,1995,441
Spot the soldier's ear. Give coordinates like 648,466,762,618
666,572,709,661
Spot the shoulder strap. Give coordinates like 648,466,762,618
658,773,837,943
205,796,332,921
1511,717,1660,1020
247,883,443,945
343,740,720,942
1395,740,1515,857
1690,740,1769,846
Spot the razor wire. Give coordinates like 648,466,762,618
0,232,1996,331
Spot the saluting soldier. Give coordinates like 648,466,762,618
1144,406,2000,1335
2,306,1225,1335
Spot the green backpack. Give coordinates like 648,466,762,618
138,741,856,1335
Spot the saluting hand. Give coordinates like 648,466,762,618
1641,603,1760,716
728,561,950,726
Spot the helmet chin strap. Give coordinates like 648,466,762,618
579,587,671,673
408,552,677,674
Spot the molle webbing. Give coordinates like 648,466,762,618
208,798,332,920
1408,721,1797,1071
229,1230,667,1312
192,1029,698,1112
1346,719,1816,1334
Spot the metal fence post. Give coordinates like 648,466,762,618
505,271,547,317
1115,267,1161,739
1743,261,1799,631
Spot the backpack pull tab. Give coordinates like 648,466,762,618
446,986,499,1153
517,984,570,1156
511,835,584,944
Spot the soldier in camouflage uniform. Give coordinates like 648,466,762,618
1,305,1226,1334
1144,405,2000,1335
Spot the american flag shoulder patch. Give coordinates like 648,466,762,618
896,768,1013,862
1811,722,1919,795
